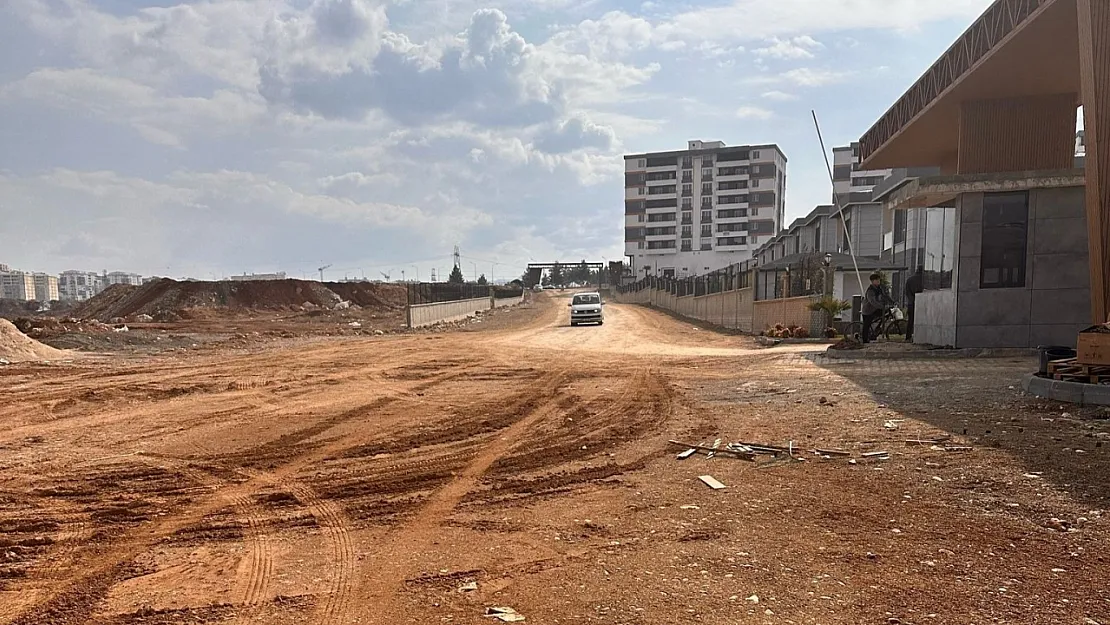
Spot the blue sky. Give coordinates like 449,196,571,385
0,0,995,281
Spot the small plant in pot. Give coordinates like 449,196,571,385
808,296,852,332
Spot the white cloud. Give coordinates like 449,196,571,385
1,68,266,147
735,106,774,120
781,67,853,86
753,35,823,60
762,90,799,101
534,116,617,153
655,0,992,45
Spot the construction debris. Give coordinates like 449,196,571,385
485,607,526,622
699,475,727,490
675,448,698,460
668,440,755,460
459,581,478,592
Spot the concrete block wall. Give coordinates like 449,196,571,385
954,186,1090,348
914,290,957,346
752,295,821,335
493,294,523,308
406,297,492,328
612,287,755,332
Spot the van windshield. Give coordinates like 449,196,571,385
573,294,600,305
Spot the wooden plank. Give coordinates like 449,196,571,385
667,441,755,460
676,448,697,460
1079,0,1110,324
698,475,727,490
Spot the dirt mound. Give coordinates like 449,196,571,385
325,282,408,309
0,319,68,362
74,279,407,321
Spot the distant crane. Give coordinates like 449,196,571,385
380,271,391,282
317,264,332,282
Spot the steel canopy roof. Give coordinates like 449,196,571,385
860,0,1080,170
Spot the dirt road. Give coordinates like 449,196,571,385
1,294,1107,624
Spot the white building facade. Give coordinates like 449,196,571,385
104,272,143,286
624,140,787,279
58,270,104,301
0,271,36,301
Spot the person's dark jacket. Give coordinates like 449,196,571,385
904,273,924,308
862,283,892,315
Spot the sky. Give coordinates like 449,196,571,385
0,0,997,282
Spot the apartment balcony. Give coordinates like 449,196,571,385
681,190,693,197
701,173,713,181
681,175,693,183
681,217,693,225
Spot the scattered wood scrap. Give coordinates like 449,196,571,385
668,440,755,461
1048,358,1110,384
698,475,726,490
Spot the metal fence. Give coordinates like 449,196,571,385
616,261,756,297
406,283,523,305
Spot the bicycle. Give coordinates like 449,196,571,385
846,307,907,342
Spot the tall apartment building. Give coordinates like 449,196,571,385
58,270,104,301
624,140,786,278
104,271,143,286
0,271,36,301
32,274,60,302
832,143,892,205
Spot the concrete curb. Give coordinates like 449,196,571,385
1023,373,1110,406
822,346,1038,360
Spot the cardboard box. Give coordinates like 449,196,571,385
1076,326,1110,366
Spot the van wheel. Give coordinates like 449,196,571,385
570,322,577,327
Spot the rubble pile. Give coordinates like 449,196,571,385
73,279,407,321
0,318,68,362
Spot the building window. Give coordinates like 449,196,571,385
682,225,692,237
701,225,712,236
637,214,644,222
980,192,1029,289
701,183,713,195
702,155,714,165
893,209,907,245
752,150,761,159
814,223,821,252
682,184,692,197
752,179,759,188
682,157,692,169
701,210,712,222
637,159,646,168
681,198,692,209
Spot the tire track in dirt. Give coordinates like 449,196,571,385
231,493,274,612
343,368,574,625
285,483,356,623
0,363,476,625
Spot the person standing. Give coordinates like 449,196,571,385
860,272,892,343
903,265,924,343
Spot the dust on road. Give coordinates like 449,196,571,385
0,294,1107,624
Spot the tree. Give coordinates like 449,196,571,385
448,265,465,284
572,260,590,284
550,262,564,286
477,274,488,286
